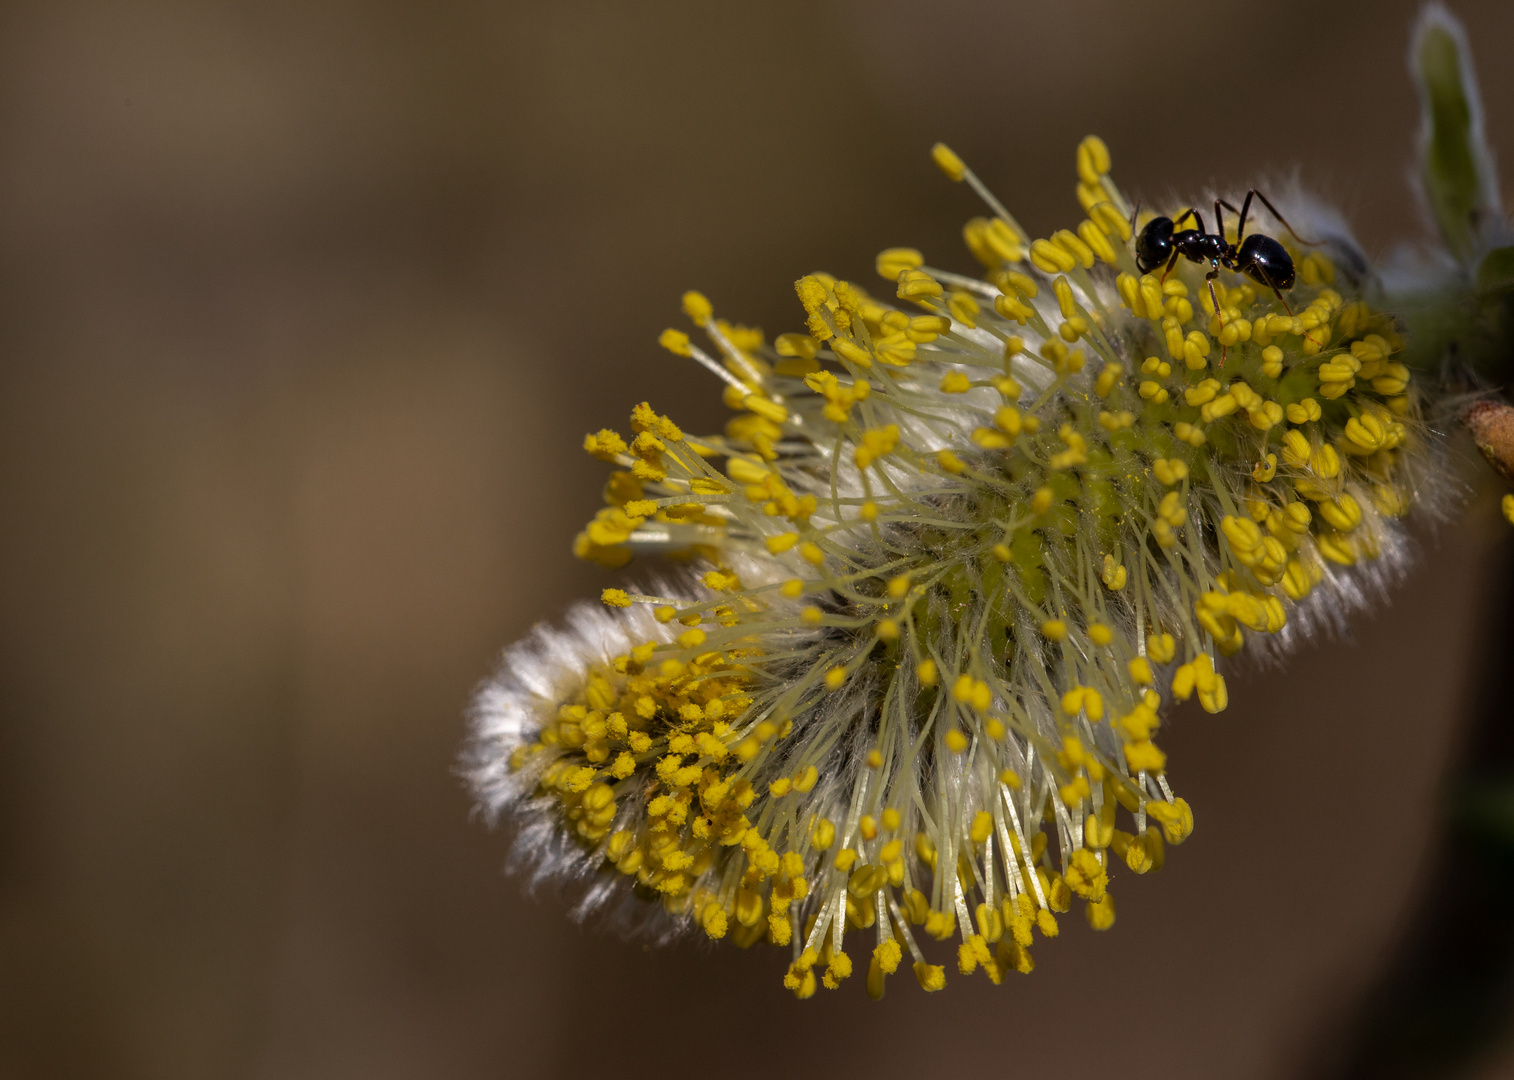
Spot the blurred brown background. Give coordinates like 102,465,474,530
2,2,1514,1078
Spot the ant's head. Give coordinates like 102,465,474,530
1134,216,1174,275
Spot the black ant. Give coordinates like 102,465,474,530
1133,189,1315,330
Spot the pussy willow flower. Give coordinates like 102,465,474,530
467,135,1444,998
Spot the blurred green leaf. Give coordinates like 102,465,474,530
1413,6,1501,266
1476,246,1514,292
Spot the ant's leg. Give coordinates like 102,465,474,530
1173,207,1205,233
1271,286,1294,316
1205,272,1224,320
1245,189,1319,246
1217,198,1242,240
1213,200,1226,243
1235,190,1254,242
1206,269,1227,367
1160,249,1181,283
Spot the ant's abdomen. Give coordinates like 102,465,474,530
1134,217,1174,274
1237,233,1295,290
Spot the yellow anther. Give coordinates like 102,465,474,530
876,618,899,641
970,810,994,845
991,542,1012,562
600,588,632,608
1200,393,1238,423
1140,277,1167,323
1172,421,1206,447
1371,363,1411,395
1342,413,1388,454
994,292,1035,324
1053,276,1077,319
1089,623,1113,646
1314,443,1342,479
1159,490,1187,527
1085,802,1115,850
1029,238,1078,274
993,405,1022,437
681,290,713,326
940,370,972,393
896,268,944,300
1319,493,1364,532
799,542,825,565
1280,428,1312,467
1184,379,1220,407
971,218,1023,263
787,766,823,793
1123,739,1166,773
997,270,1038,300
1146,797,1194,844
1052,229,1096,269
1094,362,1124,398
854,423,901,469
1504,493,1514,525
775,332,818,360
945,729,970,753
1128,656,1154,685
875,247,923,282
782,579,805,599
975,901,1005,944
931,142,966,181
832,339,872,367
1152,458,1190,486
1041,619,1069,641
1077,219,1118,265
914,961,946,992
1079,134,1112,178
1061,685,1104,720
658,328,692,356
699,900,728,939
765,532,799,554
916,659,938,686
1090,201,1132,242
800,605,823,625
1102,554,1128,591
867,940,903,1000
1198,672,1229,714
1317,532,1357,565
1048,423,1088,469
1085,895,1116,931
1058,317,1089,343
948,290,981,328
743,395,789,424
727,456,771,484
824,666,847,690
583,429,628,462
